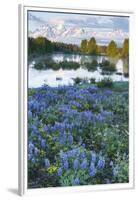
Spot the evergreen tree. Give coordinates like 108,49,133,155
28,37,35,55
34,37,53,54
87,37,98,55
107,40,118,58
122,38,129,58
80,39,88,53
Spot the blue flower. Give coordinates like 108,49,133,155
28,153,32,160
73,177,80,185
28,142,34,153
82,143,86,148
73,159,79,171
58,167,63,177
91,152,96,163
34,147,39,156
110,161,113,166
97,158,105,169
68,134,73,145
80,158,88,170
28,110,32,118
44,158,50,168
80,151,86,160
67,148,80,158
63,160,69,170
89,163,97,177
113,165,119,177
31,158,36,164
96,114,105,123
60,152,68,162
41,139,46,149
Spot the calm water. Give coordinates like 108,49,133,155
29,53,128,88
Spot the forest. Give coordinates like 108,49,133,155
28,36,129,59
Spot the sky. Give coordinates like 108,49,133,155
28,10,129,46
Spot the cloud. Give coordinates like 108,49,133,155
50,18,65,26
29,11,129,32
96,16,113,25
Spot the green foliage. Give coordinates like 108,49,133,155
83,59,98,71
97,78,113,88
54,41,79,53
98,46,107,55
28,36,122,58
34,60,80,70
107,40,119,58
90,78,96,83
28,82,129,187
60,61,80,70
28,37,79,56
121,39,129,58
35,37,53,53
87,37,98,55
99,59,116,73
28,37,53,55
34,62,44,70
80,39,88,53
73,77,82,84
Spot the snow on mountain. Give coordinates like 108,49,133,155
29,23,88,44
28,14,128,46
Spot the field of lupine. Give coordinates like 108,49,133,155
28,82,129,188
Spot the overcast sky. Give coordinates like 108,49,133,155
28,11,129,46
28,10,129,32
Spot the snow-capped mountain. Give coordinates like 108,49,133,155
29,23,88,44
28,14,129,46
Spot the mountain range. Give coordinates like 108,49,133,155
28,13,129,46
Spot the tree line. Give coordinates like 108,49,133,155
28,36,129,59
80,37,129,58
28,37,79,55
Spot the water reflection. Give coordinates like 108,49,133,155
29,53,129,88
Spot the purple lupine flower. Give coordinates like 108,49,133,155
97,158,105,169
58,167,63,177
34,147,39,156
73,159,79,171
30,124,39,134
113,165,119,177
28,110,32,118
44,158,50,168
31,158,36,164
80,158,88,170
62,131,67,143
63,160,69,170
89,162,97,177
96,114,105,123
80,151,86,160
28,142,34,153
28,153,32,160
82,143,86,148
110,161,113,166
91,152,96,163
68,134,73,145
60,152,68,162
41,139,46,149
67,148,80,158
73,177,80,185
104,90,113,96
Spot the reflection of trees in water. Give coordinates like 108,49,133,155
33,54,129,76
109,57,129,75
80,55,102,65
108,57,118,66
123,58,129,74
